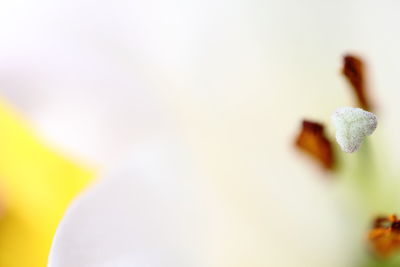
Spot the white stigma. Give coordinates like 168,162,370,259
331,107,377,153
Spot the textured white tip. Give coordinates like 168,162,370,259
331,107,377,153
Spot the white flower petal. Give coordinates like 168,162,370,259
0,0,360,165
49,138,357,267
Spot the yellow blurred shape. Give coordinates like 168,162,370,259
0,100,93,266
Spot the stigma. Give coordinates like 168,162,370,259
331,107,377,153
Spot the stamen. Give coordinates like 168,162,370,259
295,120,334,170
342,55,372,111
331,107,377,153
369,215,400,257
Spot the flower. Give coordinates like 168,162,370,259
1,1,400,267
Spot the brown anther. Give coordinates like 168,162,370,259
342,54,372,111
389,214,398,222
369,214,400,257
295,120,334,170
374,217,391,229
392,222,400,232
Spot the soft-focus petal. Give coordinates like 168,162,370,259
0,100,93,266
0,0,358,164
49,137,358,267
